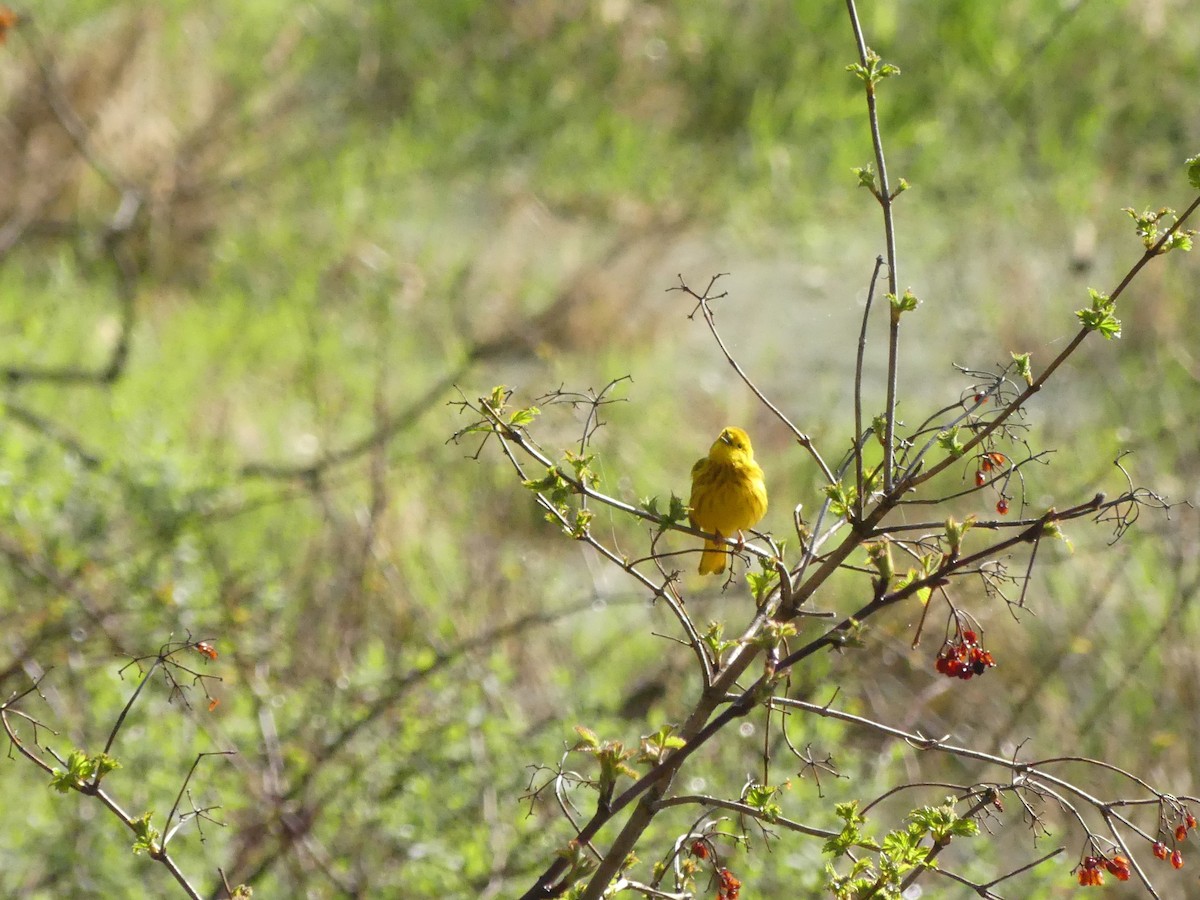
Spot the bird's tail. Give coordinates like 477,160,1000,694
699,538,728,575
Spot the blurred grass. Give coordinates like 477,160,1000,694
0,1,1198,897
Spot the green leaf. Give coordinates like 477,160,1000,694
638,725,686,764
823,481,857,519
745,783,782,822
881,827,924,865
486,384,509,412
49,748,115,793
887,289,919,323
936,427,964,458
522,467,562,493
1075,287,1121,339
563,450,599,487
865,539,894,582
1010,351,1033,385
571,508,593,538
943,515,975,558
1188,154,1200,191
573,725,599,748
847,49,901,87
130,811,161,856
852,165,877,191
1044,520,1074,552
508,406,540,428
701,621,737,660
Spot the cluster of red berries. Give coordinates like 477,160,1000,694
1150,811,1197,871
689,840,741,899
715,868,741,900
1151,840,1185,869
972,453,1010,515
1077,854,1130,885
934,629,996,680
973,452,1006,485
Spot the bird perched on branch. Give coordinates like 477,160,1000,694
688,426,768,575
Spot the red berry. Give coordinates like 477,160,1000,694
962,629,978,644
1187,812,1197,830
974,469,986,487
980,458,993,473
1153,841,1169,860
988,452,1007,467
1106,856,1130,880
996,498,1009,515
691,839,708,859
1176,823,1188,842
1171,849,1184,869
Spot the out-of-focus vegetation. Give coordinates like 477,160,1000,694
1,1,1198,897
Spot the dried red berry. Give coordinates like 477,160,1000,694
962,629,978,644
1171,849,1184,869
996,498,1009,515
691,839,709,859
974,469,986,487
987,452,1007,467
1153,841,1169,860
1176,823,1189,842
1106,856,1130,880
980,457,993,473
1187,812,1197,830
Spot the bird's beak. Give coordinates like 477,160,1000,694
720,432,732,445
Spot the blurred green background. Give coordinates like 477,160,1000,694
1,1,1198,897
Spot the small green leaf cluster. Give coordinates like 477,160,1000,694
1123,206,1194,254
852,166,909,200
744,782,784,823
641,492,689,535
637,724,686,766
571,725,638,794
702,621,738,662
824,481,858,520
745,550,784,604
887,288,919,324
749,620,797,658
1187,154,1200,190
554,840,597,895
864,539,894,583
1010,351,1033,386
1075,288,1121,340
824,800,977,899
522,451,598,537
894,562,934,606
942,515,975,560
49,749,120,794
935,426,964,458
846,49,900,88
130,811,162,857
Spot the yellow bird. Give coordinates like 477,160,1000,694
688,426,768,575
